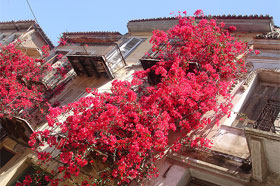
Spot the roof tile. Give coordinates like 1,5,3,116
128,14,272,23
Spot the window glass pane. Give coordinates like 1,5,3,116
120,37,142,58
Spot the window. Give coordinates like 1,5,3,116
0,147,15,168
253,99,280,133
0,33,19,45
42,51,73,89
119,37,142,58
107,38,143,61
188,177,219,186
0,33,6,40
106,37,143,74
0,117,33,144
0,33,9,44
233,70,280,134
140,42,200,85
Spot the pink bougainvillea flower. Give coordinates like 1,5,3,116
194,9,204,16
0,43,50,119
228,26,237,31
255,50,261,55
58,37,67,46
29,9,247,185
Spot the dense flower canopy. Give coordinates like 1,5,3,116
0,43,48,118
29,11,248,186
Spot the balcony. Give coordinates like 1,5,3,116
232,69,280,134
253,99,280,133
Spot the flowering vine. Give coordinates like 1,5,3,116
0,43,50,119
29,10,248,185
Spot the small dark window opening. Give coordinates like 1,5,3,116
188,177,220,186
0,117,33,144
140,58,200,85
43,51,72,90
140,43,201,85
140,59,162,85
0,147,15,168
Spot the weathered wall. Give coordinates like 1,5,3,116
245,128,280,182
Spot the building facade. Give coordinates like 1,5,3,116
0,20,54,185
0,15,279,186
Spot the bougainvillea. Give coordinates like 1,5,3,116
58,37,68,46
0,43,50,119
30,10,248,185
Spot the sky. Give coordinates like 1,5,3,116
1,0,279,45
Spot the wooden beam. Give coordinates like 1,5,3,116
78,57,91,77
88,58,101,78
67,56,81,76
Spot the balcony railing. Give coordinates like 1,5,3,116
253,99,280,133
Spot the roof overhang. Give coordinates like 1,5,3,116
62,32,122,44
127,15,273,33
0,20,54,48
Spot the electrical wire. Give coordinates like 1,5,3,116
26,0,39,24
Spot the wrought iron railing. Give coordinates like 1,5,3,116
253,99,280,133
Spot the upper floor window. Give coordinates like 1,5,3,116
106,37,143,73
0,33,20,45
119,37,143,58
42,51,73,89
233,70,280,134
140,43,200,85
0,117,33,144
0,147,15,168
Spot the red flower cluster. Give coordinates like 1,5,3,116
30,10,248,185
58,37,67,46
255,50,261,55
42,45,50,58
228,26,237,31
0,43,49,118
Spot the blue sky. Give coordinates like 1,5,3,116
1,0,279,45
